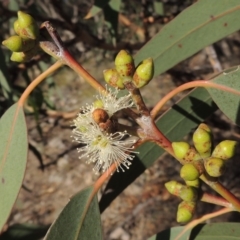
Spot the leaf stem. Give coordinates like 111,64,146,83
151,80,240,119
18,61,63,107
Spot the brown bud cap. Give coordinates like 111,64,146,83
92,108,109,124
132,58,154,88
180,163,200,181
193,123,212,158
177,201,196,223
165,181,184,196
115,50,135,81
103,69,125,89
179,186,198,202
17,11,39,39
212,140,237,160
204,157,225,177
2,35,36,52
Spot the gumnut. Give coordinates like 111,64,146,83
177,201,196,223
204,157,225,177
180,163,200,181
165,181,184,196
132,58,154,88
114,50,135,81
103,69,125,89
16,11,39,39
179,186,198,202
185,179,200,188
193,123,212,158
2,35,35,52
172,142,201,163
212,140,237,160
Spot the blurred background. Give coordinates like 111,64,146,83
1,0,240,239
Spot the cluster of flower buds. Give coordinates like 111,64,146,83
103,50,154,89
165,123,237,223
2,11,39,62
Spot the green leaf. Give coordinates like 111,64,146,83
134,0,240,73
207,66,240,126
148,222,240,240
44,187,103,240
99,88,217,212
0,223,49,240
0,103,28,230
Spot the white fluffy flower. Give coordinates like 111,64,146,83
72,88,137,174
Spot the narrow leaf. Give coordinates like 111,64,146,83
0,103,28,230
44,187,103,240
207,66,240,126
134,0,240,74
148,222,240,240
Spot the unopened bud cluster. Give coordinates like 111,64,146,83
103,50,154,89
2,11,39,62
165,123,237,223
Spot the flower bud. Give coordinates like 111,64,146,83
180,163,200,181
185,179,200,188
2,35,35,52
179,186,198,202
17,11,39,39
212,140,237,160
103,69,125,89
10,47,38,62
172,142,201,163
193,123,212,158
132,58,153,88
177,201,196,223
204,157,225,177
114,50,134,81
165,181,184,196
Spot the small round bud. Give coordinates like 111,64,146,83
2,35,35,52
180,164,200,181
172,142,201,163
193,123,212,158
92,109,109,124
204,157,225,177
132,58,154,88
212,140,237,160
185,179,201,188
17,11,39,40
177,201,196,223
103,69,125,89
114,50,135,81
165,181,184,196
179,186,198,202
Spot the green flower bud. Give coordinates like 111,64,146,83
17,11,39,40
180,163,200,181
10,47,38,62
114,50,135,81
177,201,196,223
185,179,200,188
193,123,212,158
103,69,125,89
132,58,153,88
14,20,20,35
172,142,201,163
2,35,35,52
165,181,184,196
212,140,237,160
204,157,225,177
179,186,198,202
